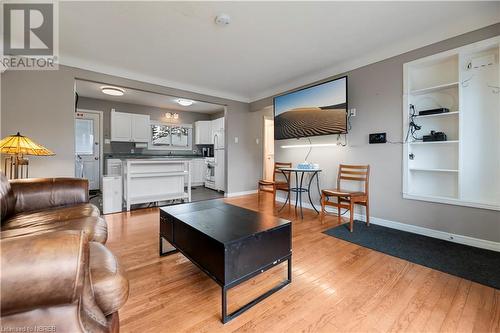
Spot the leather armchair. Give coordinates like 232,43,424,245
0,175,129,332
1,231,119,332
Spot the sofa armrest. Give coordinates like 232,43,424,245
10,177,89,213
1,230,88,316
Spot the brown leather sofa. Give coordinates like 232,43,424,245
1,175,128,332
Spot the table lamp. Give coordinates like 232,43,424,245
0,132,55,179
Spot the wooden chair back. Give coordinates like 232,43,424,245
274,162,292,182
337,164,370,194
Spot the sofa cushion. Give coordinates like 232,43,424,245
89,242,129,316
0,174,16,223
1,215,108,244
4,203,100,228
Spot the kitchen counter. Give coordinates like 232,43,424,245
121,157,195,161
105,154,206,159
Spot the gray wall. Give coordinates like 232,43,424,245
77,96,214,154
250,23,500,242
1,65,258,194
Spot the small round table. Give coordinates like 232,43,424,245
278,167,322,218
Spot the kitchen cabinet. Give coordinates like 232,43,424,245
212,117,224,131
111,111,150,142
195,121,212,144
192,158,206,185
131,114,150,142
185,158,206,186
111,111,132,142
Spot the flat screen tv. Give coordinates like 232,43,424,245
273,76,348,140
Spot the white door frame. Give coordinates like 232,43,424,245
262,115,274,180
75,109,104,190
223,106,228,193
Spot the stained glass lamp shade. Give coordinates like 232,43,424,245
0,132,55,179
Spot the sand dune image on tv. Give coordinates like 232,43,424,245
274,103,347,140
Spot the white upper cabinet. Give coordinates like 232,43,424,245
212,117,224,132
195,121,212,144
131,114,150,142
111,111,150,142
111,111,132,142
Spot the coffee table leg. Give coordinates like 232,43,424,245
159,235,179,256
221,257,292,324
222,286,228,323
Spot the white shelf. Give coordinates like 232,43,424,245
409,168,458,173
416,111,459,119
129,192,189,204
410,82,459,95
403,193,500,211
403,37,500,211
130,172,187,178
409,140,459,145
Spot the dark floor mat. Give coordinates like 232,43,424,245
324,221,500,289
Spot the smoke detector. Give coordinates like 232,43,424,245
215,14,231,26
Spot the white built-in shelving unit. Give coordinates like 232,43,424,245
403,36,500,210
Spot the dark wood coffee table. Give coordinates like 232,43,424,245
159,199,292,323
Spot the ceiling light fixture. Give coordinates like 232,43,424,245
101,86,125,96
176,99,194,107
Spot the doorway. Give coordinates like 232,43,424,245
263,116,274,181
75,110,103,190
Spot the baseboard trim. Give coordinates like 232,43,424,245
275,196,500,252
226,190,258,198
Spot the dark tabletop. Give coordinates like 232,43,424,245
161,199,291,245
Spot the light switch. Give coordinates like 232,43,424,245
256,138,259,144
234,137,239,144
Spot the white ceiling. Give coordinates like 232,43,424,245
60,2,500,102
75,80,225,114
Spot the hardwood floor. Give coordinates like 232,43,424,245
104,193,500,333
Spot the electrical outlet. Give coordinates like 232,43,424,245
350,108,356,117
256,138,259,144
234,137,239,144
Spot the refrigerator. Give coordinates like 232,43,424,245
213,128,225,192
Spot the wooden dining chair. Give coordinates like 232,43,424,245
258,162,292,208
320,164,370,232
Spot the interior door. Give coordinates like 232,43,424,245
263,117,275,180
75,112,100,190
